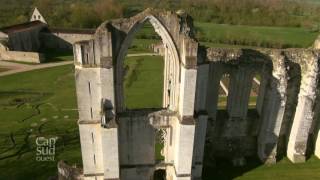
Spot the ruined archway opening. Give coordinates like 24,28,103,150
216,73,230,120
249,73,260,109
155,128,166,162
153,169,166,180
246,73,261,120
120,19,172,169
115,15,181,113
123,20,164,110
218,73,230,110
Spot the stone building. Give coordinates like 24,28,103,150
72,9,320,180
30,7,47,24
0,21,47,52
0,7,95,63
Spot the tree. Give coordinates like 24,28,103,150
70,2,100,28
94,0,123,21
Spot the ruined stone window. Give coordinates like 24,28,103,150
123,21,164,109
249,73,260,109
218,73,230,110
155,128,166,161
80,45,85,64
153,169,166,180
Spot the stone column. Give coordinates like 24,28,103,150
172,116,195,180
163,46,169,108
74,41,106,178
287,53,319,163
172,38,197,180
227,67,254,118
99,40,120,177
79,123,104,178
193,63,209,179
206,63,223,120
258,52,287,164
256,65,268,115
101,125,120,179
192,114,208,179
195,64,209,112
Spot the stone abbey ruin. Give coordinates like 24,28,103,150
72,8,320,180
1,7,317,180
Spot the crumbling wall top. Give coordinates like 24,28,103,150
205,47,320,67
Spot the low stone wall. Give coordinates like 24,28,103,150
0,50,44,63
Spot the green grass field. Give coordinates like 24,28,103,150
124,55,164,109
133,21,319,49
195,22,319,48
128,39,160,54
0,65,80,180
0,56,320,179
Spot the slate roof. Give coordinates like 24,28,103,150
0,21,47,34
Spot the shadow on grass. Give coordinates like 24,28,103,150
202,156,262,180
40,49,73,63
202,108,263,179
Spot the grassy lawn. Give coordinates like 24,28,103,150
123,55,164,109
135,21,318,49
0,65,80,180
128,38,160,54
195,22,318,48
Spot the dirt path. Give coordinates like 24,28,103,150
127,53,158,57
0,61,73,77
0,53,159,77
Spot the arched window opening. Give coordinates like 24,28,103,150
155,128,166,162
218,73,230,110
122,20,167,167
249,73,260,109
153,169,166,180
123,21,164,110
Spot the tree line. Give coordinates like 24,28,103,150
1,0,320,30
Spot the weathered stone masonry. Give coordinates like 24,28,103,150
73,9,320,180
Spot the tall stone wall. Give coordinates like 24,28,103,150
0,50,44,63
73,9,199,180
199,48,320,164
